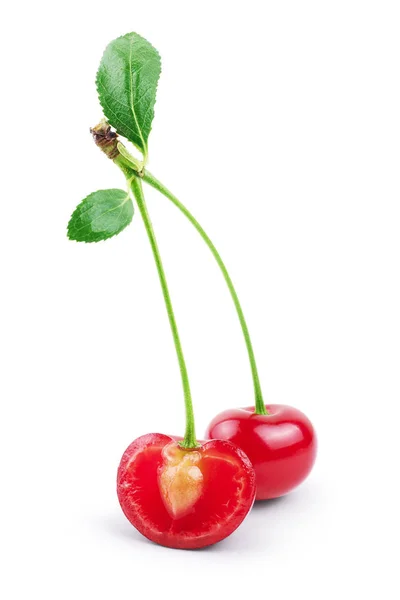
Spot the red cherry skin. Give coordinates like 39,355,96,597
205,405,317,500
117,433,256,549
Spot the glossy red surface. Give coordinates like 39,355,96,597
205,405,317,500
117,433,256,549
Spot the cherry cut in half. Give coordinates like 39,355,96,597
206,405,317,500
117,433,256,549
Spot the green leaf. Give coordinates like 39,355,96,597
96,32,161,162
68,189,133,243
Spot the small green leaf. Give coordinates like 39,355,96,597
68,189,133,242
96,32,161,162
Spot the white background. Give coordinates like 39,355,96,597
1,1,399,598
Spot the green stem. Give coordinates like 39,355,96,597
142,170,267,416
129,176,198,447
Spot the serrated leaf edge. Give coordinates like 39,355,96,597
67,189,134,243
95,32,162,163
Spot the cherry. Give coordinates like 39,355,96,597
205,405,317,500
117,433,256,549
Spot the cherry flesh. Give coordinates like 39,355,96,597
205,405,317,500
117,433,256,549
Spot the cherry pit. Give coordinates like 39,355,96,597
68,31,317,549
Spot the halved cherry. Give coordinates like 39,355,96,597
117,433,256,549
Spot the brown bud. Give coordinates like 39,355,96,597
90,120,119,159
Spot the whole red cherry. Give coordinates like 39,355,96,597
117,433,256,549
205,405,317,500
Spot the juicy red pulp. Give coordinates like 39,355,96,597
206,405,317,500
117,433,256,549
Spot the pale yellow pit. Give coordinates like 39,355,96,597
158,443,204,519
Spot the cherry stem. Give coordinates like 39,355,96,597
129,176,198,448
142,170,268,416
